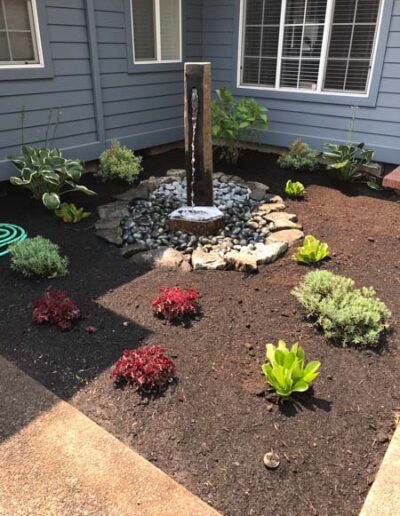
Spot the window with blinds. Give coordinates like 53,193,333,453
240,0,382,94
131,0,182,63
0,0,41,66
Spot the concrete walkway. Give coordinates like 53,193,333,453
359,420,400,516
0,356,220,516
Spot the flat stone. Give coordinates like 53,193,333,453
225,251,258,273
192,248,226,271
113,183,149,202
267,229,304,247
180,260,193,273
120,243,148,259
167,169,186,179
95,217,121,231
247,181,270,201
264,194,284,204
265,212,302,231
265,212,297,223
249,242,288,264
97,201,129,220
96,227,123,246
130,248,184,269
257,203,286,214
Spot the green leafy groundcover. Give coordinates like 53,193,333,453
292,235,330,265
292,271,391,348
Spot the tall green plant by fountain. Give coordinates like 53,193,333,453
211,87,268,165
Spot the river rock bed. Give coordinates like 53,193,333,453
95,170,304,272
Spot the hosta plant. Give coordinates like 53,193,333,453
55,203,91,223
212,87,268,165
292,235,330,265
9,236,68,278
285,180,306,198
99,140,143,184
110,346,176,392
9,145,95,210
292,271,391,348
277,139,319,172
261,340,321,400
323,142,379,182
151,287,200,324
32,289,81,331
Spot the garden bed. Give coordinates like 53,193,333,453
0,149,399,516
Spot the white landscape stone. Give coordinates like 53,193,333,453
192,248,226,271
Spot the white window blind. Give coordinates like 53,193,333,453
131,0,181,63
0,0,41,65
240,0,382,94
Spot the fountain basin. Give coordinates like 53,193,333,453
169,206,224,236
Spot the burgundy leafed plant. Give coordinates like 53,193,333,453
110,346,176,392
151,287,200,323
32,288,81,331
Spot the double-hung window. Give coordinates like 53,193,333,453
240,0,383,94
131,0,182,63
0,0,42,67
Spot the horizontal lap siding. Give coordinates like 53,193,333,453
203,0,400,163
95,0,203,149
0,0,97,177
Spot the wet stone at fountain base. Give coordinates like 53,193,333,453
169,206,224,236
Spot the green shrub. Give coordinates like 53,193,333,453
285,179,305,198
292,271,391,348
323,142,379,182
261,340,320,400
55,203,91,224
9,146,95,210
99,140,143,184
10,236,68,278
277,139,319,172
211,87,268,165
292,235,330,265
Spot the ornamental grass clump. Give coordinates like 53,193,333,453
99,140,143,184
292,271,391,348
110,346,176,393
32,289,80,331
9,236,68,278
151,287,200,324
262,340,320,400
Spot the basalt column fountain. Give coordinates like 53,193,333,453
169,63,224,236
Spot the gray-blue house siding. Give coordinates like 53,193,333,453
0,0,399,180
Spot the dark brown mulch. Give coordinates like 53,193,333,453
1,149,400,516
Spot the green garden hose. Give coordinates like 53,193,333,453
0,224,27,257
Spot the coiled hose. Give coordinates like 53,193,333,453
0,224,27,257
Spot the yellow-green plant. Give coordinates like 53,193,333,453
285,179,305,198
55,203,91,223
292,271,391,347
261,340,321,400
293,235,330,265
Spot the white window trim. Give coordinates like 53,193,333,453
0,0,44,69
237,0,385,98
130,0,183,64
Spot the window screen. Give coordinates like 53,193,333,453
0,0,40,65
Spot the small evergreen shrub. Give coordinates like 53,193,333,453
151,287,200,323
32,289,80,330
261,340,321,400
110,346,176,392
278,139,319,172
9,236,68,278
292,271,391,347
99,140,143,184
292,235,330,265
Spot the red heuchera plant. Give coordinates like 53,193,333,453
151,287,200,323
110,346,176,392
32,289,81,331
